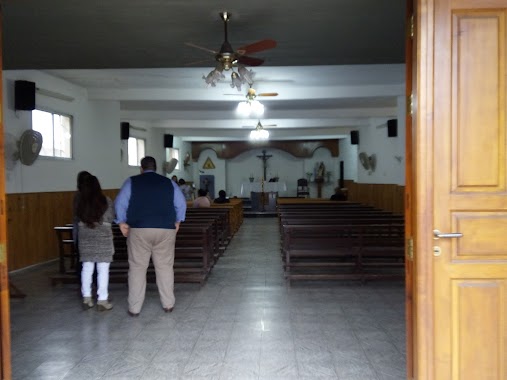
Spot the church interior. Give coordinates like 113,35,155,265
2,1,408,379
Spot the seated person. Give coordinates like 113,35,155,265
214,190,230,204
330,187,348,201
178,178,194,201
193,189,211,208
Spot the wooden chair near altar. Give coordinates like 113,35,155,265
296,178,310,198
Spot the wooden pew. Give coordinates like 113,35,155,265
282,223,405,284
50,221,217,285
110,223,214,284
278,201,405,284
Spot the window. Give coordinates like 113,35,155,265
128,137,145,166
166,148,180,170
32,109,72,158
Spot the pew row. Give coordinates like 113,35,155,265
50,206,237,285
282,223,405,284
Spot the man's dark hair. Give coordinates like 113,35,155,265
218,190,226,198
141,156,157,171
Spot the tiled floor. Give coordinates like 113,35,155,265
10,218,406,380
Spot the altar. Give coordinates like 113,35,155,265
240,181,287,197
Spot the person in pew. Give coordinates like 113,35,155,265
171,175,178,183
193,188,211,208
178,178,194,201
330,187,348,201
72,171,92,283
214,189,230,204
76,175,116,311
115,156,187,316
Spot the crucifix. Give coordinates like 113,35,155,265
256,149,272,181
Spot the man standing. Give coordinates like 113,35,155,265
115,156,186,316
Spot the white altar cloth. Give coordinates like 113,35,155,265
240,181,287,196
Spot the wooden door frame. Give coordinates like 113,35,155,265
0,8,13,380
404,0,415,379
412,0,436,378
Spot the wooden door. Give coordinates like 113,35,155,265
0,9,13,380
415,0,507,378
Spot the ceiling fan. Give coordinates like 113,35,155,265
244,120,276,141
231,86,278,116
187,12,277,89
226,87,278,99
186,11,277,71
243,120,277,129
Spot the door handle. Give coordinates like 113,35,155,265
433,229,463,239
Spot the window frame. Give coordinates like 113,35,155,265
127,136,146,167
31,108,73,160
166,147,180,170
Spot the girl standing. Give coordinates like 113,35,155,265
76,175,115,311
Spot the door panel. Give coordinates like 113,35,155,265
452,280,505,379
416,0,507,379
452,12,505,190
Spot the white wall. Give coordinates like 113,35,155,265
3,70,406,196
196,145,342,199
355,98,406,185
338,97,406,186
3,71,124,193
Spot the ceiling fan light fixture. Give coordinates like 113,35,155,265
237,99,264,117
249,127,269,140
249,120,270,140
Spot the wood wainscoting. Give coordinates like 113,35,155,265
344,181,405,214
6,184,403,271
6,189,119,271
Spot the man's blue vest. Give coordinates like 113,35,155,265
126,172,176,229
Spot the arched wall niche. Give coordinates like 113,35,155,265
191,140,339,161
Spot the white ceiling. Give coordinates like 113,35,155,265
2,0,407,141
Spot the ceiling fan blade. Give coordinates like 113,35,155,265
184,58,213,66
258,92,278,97
237,39,277,55
263,124,277,127
237,55,264,67
185,42,218,54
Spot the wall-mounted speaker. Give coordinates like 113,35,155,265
121,122,130,140
15,80,36,111
350,130,359,145
164,134,174,148
387,119,398,137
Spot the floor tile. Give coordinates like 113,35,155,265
9,217,406,380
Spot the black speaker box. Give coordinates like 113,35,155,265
350,130,359,145
164,134,174,148
121,122,130,140
387,119,398,137
15,80,36,111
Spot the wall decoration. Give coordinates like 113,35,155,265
203,157,215,169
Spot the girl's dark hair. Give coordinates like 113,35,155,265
76,175,108,228
198,189,207,197
76,171,91,191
